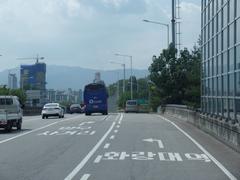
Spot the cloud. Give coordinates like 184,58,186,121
0,0,201,72
101,0,129,8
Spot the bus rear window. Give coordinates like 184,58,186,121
85,84,105,91
127,101,137,105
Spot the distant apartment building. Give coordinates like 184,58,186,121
8,73,17,89
93,72,105,85
46,89,83,104
20,62,47,107
201,0,240,123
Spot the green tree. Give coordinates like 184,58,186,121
148,43,201,110
0,87,27,104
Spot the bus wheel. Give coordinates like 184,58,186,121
85,112,91,116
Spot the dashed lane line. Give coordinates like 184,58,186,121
109,135,115,140
79,174,91,180
103,143,110,149
64,115,120,180
114,130,118,133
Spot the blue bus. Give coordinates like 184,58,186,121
84,83,108,115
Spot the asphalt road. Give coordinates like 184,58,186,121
0,113,239,180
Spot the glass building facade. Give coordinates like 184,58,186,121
201,0,240,123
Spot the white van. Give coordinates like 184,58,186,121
0,96,23,132
125,100,139,113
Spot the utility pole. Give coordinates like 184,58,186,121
172,0,176,48
115,53,133,99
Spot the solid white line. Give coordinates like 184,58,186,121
80,174,91,180
104,143,110,149
0,116,81,144
64,121,117,180
158,115,237,180
110,135,115,140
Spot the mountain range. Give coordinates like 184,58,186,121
0,65,149,90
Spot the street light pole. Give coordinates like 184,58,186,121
143,19,170,47
110,61,126,94
115,53,133,100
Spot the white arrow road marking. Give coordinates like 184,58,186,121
143,138,164,149
80,174,91,180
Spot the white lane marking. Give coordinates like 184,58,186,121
0,116,81,144
110,135,115,140
158,115,237,180
114,130,118,133
80,174,91,180
116,125,120,128
64,118,118,180
104,143,110,149
90,131,96,135
94,155,102,163
117,113,123,124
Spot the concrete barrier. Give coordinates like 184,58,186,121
23,107,42,116
160,105,240,153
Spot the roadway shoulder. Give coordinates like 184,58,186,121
160,113,240,179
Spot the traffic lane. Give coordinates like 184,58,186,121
0,114,117,180
0,114,81,142
162,113,240,179
75,113,234,180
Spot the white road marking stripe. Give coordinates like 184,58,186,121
0,116,81,144
104,143,110,149
94,155,102,163
117,113,123,124
114,130,118,133
110,135,115,140
80,174,91,180
116,125,120,128
64,116,118,180
158,115,237,180
90,131,96,135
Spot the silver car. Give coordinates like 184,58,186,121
125,100,139,113
41,103,64,119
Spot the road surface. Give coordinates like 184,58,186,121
0,113,239,180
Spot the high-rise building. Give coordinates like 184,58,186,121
201,0,240,123
93,72,105,85
20,62,46,90
8,73,17,89
20,62,47,107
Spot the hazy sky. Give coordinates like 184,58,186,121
0,0,201,71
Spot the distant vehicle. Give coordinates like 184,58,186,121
84,83,108,115
41,103,64,119
70,104,82,114
125,100,139,113
0,96,23,132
